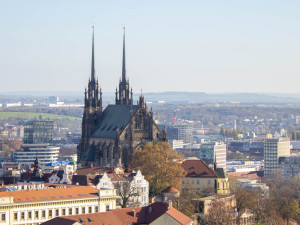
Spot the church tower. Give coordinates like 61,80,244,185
78,27,102,159
115,27,133,105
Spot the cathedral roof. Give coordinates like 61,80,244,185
91,104,138,139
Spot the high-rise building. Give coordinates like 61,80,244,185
199,142,227,169
12,144,59,165
264,138,290,177
77,27,167,167
165,125,193,144
23,120,53,144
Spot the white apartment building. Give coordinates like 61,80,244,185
12,144,59,165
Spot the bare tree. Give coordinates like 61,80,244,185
204,199,234,225
115,181,140,208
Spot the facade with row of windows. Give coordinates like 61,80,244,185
0,186,117,225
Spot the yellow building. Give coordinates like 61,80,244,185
0,185,117,225
181,159,230,195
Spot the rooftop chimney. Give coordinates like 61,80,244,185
168,200,172,209
132,209,136,218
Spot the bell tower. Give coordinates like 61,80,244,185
115,27,133,105
78,26,102,160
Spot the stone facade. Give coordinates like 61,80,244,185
78,28,167,167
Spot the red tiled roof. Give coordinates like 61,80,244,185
0,185,99,203
137,202,192,225
166,207,193,225
181,159,217,178
161,186,180,193
75,167,114,175
227,171,263,179
41,202,193,225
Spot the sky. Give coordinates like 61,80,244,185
0,0,300,94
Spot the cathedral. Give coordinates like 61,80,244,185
77,28,167,167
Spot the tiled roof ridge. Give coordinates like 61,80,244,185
183,159,217,177
166,207,193,225
200,159,217,176
161,186,180,193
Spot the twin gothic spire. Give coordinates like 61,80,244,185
85,26,133,109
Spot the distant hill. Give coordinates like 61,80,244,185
141,92,300,104
1,91,300,104
0,112,79,120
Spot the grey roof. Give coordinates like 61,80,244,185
91,104,138,139
82,145,96,161
215,168,227,178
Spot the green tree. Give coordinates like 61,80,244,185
130,142,186,197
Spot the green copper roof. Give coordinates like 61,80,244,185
91,104,138,139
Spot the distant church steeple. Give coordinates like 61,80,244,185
85,26,102,110
78,26,102,160
116,27,133,105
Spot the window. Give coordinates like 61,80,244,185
182,180,184,184
49,210,53,218
1,214,5,222
21,212,25,220
106,205,110,212
76,208,79,214
208,180,211,185
95,206,98,212
14,212,18,221
42,210,46,218
69,208,72,215
82,207,86,214
56,209,59,216
197,180,200,184
89,207,92,213
35,211,39,219
28,212,32,220
62,209,66,216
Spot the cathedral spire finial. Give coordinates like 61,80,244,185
91,26,95,82
122,26,126,83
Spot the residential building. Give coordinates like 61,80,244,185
77,28,167,167
74,168,149,207
192,194,236,214
12,144,59,165
0,185,117,225
199,142,226,169
181,159,230,195
226,160,263,173
237,179,269,194
23,120,53,144
264,138,290,177
41,201,193,225
48,170,72,184
168,139,184,150
283,156,300,178
166,124,193,144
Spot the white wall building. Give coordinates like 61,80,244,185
0,186,117,225
96,170,149,207
12,144,59,165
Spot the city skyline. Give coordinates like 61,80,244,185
1,0,300,93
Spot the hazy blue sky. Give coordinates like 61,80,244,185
0,0,300,93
